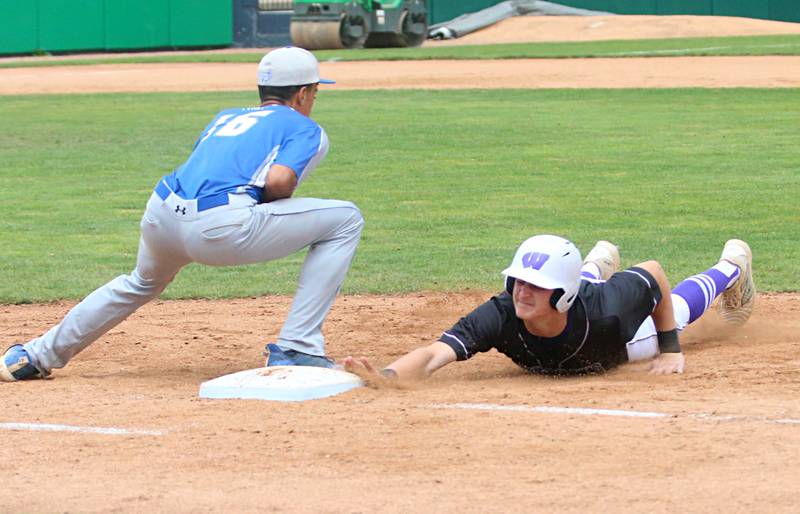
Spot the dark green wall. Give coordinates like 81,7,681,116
770,1,800,23
0,0,232,55
0,1,38,54
657,0,713,15
172,0,233,46
714,0,770,19
105,0,171,49
428,0,501,25
39,0,105,52
427,0,799,23
543,0,799,21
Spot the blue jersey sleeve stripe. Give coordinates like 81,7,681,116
295,129,329,183
273,125,325,179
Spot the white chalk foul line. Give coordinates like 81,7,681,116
427,403,800,426
429,402,667,418
0,422,165,436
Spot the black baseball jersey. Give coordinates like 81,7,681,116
438,267,662,375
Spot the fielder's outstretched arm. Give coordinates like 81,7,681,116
344,342,457,385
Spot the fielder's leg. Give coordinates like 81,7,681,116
268,200,363,356
186,197,364,358
7,194,190,379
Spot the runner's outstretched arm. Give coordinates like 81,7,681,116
344,342,457,384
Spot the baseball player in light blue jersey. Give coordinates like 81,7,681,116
1,47,364,381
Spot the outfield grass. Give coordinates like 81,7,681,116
2,35,800,68
0,89,797,302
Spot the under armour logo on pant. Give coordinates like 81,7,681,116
175,205,186,215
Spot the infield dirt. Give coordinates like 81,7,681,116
1,15,799,514
2,293,799,512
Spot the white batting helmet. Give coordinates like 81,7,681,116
501,234,583,313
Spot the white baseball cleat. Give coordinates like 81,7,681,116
716,239,756,326
583,240,620,280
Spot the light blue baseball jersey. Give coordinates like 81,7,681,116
161,105,329,203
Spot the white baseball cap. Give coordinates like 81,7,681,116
257,46,335,87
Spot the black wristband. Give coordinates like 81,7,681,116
657,329,681,353
380,368,398,380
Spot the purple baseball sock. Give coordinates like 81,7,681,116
580,263,601,281
672,261,741,324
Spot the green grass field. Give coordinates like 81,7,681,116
1,88,798,303
2,35,800,68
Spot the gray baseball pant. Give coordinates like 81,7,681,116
24,190,364,375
